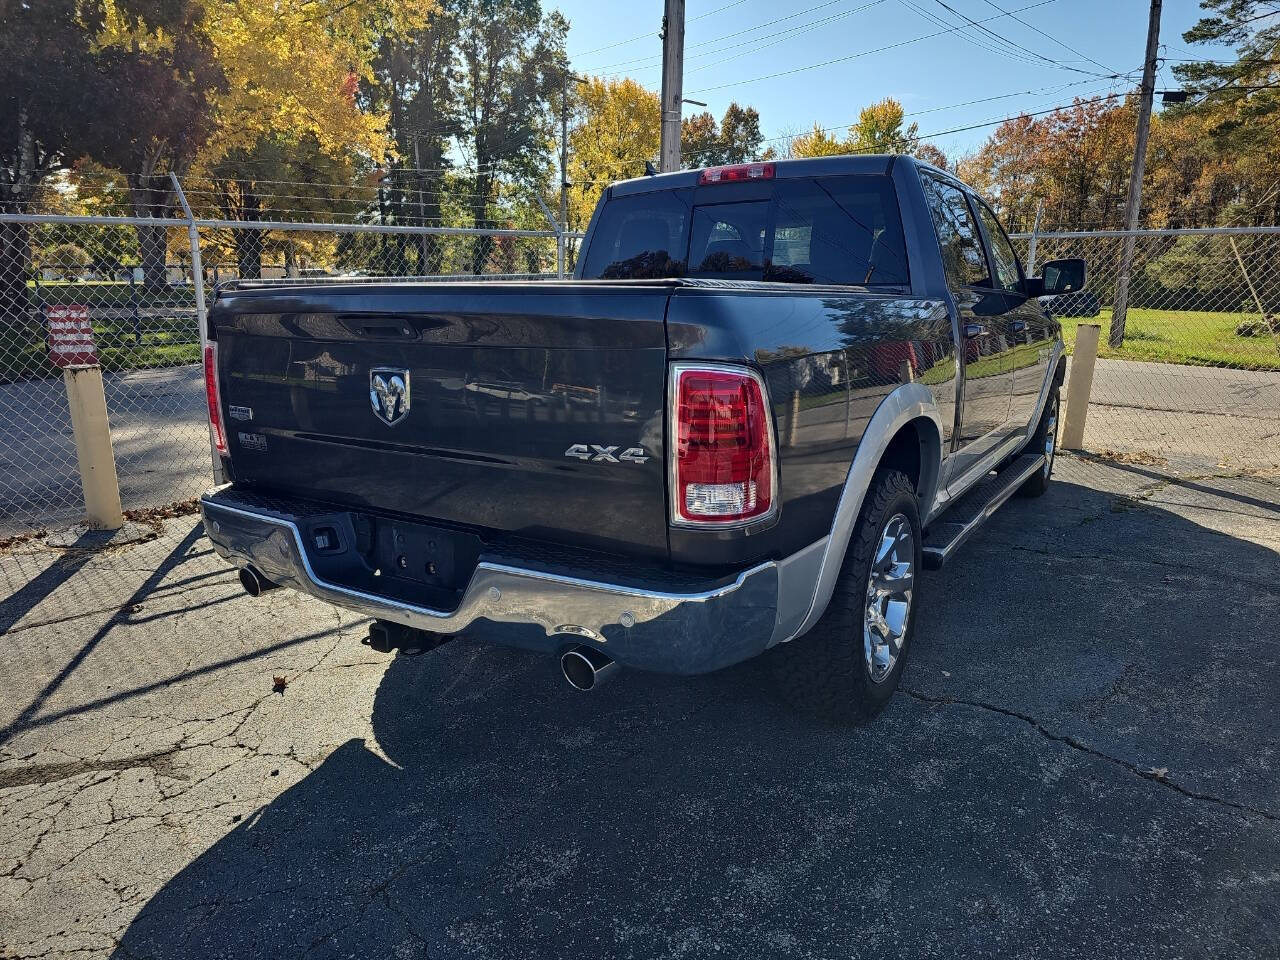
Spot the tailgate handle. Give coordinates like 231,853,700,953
362,324,411,338
339,316,417,339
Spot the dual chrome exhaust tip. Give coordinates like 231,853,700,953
560,645,617,692
238,567,279,598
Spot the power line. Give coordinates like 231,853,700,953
976,0,1119,75
750,75,1116,148
912,88,1127,144
896,0,1061,72
922,0,1116,78
592,0,859,76
570,0,754,61
739,85,1131,161
679,0,892,79
685,0,1065,95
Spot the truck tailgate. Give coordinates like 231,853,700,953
210,282,672,560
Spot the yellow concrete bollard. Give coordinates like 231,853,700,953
1060,322,1100,451
64,365,125,530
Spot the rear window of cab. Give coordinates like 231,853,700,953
579,174,909,287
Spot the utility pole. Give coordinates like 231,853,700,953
1110,0,1162,348
560,64,570,277
659,0,686,172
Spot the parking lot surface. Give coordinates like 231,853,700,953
1,456,1277,959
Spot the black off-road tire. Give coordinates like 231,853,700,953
772,468,921,723
1018,387,1060,498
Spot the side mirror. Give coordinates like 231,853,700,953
1024,257,1086,298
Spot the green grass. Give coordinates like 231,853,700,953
0,327,199,384
1059,308,1280,371
29,280,197,309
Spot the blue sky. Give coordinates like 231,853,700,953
556,0,1231,161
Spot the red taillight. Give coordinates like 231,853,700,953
204,342,228,456
697,162,775,185
671,365,775,525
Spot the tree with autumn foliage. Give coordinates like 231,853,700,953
1165,0,1280,226
959,95,1136,232
73,0,436,286
788,98,945,165
566,77,659,231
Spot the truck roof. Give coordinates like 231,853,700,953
608,153,923,198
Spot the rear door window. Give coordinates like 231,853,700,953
920,174,992,288
974,199,1023,293
579,190,690,279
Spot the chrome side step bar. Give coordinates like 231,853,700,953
922,453,1045,570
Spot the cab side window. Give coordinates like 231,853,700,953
920,174,990,289
975,200,1023,293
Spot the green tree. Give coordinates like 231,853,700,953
680,102,764,167
91,23,225,288
368,1,462,274
456,0,566,273
0,0,158,320
719,104,764,163
681,112,722,166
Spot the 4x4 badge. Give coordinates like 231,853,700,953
564,444,649,464
370,368,410,425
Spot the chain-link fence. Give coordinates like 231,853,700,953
0,207,574,539
2,206,1278,540
1011,227,1280,476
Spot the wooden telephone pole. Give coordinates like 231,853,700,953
1110,0,1163,348
659,0,686,172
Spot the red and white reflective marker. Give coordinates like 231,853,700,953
46,305,99,367
46,304,123,528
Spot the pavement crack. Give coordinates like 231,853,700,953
900,687,1280,823
0,748,181,790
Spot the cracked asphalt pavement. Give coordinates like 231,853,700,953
1,455,1277,959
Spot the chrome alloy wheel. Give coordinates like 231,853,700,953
1043,394,1059,477
864,513,915,684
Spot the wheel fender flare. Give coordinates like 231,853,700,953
779,382,944,643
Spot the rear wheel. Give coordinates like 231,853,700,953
1019,388,1059,498
773,468,921,722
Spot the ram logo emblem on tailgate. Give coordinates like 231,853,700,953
564,444,649,464
370,368,411,426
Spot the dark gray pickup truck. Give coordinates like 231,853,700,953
200,155,1084,720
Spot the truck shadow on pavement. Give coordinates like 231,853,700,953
110,478,1280,960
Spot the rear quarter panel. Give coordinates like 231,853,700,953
665,286,955,567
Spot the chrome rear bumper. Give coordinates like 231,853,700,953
200,486,823,674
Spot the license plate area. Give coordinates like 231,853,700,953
365,517,481,593
299,509,484,612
